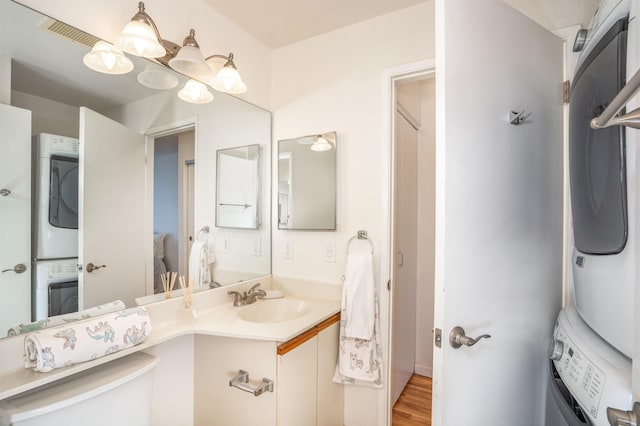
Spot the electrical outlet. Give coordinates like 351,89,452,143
220,236,230,253
324,241,336,263
251,238,261,257
283,240,294,260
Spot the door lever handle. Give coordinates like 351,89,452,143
0,188,10,197
449,326,491,349
85,263,106,273
607,402,640,426
2,263,27,274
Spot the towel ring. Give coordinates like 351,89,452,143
347,230,374,255
196,226,210,242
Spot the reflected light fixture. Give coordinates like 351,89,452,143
83,41,133,75
137,64,179,90
178,79,214,104
83,2,248,101
311,135,333,152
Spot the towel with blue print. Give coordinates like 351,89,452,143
332,295,383,387
24,306,152,372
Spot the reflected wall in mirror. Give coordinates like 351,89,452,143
0,0,271,339
216,144,261,229
278,132,337,230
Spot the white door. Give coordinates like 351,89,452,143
433,0,563,425
0,104,31,332
391,110,418,404
79,107,146,309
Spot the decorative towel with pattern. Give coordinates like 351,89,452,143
7,300,126,337
24,306,152,373
333,295,383,387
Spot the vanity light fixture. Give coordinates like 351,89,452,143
83,2,248,100
310,135,333,152
82,41,133,75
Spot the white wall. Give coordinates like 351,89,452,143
0,55,9,104
271,3,434,424
12,90,78,137
15,0,272,109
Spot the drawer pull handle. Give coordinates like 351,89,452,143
229,369,274,396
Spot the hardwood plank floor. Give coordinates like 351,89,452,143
392,374,432,426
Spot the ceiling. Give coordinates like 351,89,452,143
202,0,600,48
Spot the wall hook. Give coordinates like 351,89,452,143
509,110,531,125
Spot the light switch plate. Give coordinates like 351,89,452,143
251,238,261,257
220,236,230,253
283,240,294,259
324,241,336,263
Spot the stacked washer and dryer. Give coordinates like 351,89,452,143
548,0,635,425
31,133,80,321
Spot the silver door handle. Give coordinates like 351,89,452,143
608,402,640,426
85,263,106,273
449,326,491,349
0,188,10,197
2,263,27,274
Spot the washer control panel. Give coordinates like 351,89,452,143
552,325,606,418
47,262,78,279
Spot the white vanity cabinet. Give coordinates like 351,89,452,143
276,314,343,426
193,313,342,426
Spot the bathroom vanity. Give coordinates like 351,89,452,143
0,277,343,426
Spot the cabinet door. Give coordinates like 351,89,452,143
277,335,318,426
194,335,277,426
317,322,343,426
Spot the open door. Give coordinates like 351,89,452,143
433,0,563,424
0,104,31,332
79,107,146,309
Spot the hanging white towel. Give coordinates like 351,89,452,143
24,306,152,373
344,251,375,339
333,294,383,387
189,238,216,287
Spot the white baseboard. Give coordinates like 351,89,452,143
414,364,432,377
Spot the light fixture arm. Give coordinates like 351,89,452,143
205,53,237,68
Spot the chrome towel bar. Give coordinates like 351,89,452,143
229,369,274,396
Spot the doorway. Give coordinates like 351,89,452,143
147,124,196,296
385,63,435,425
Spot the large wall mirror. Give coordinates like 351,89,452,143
278,132,336,230
0,0,271,339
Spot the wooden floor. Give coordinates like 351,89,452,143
392,374,432,426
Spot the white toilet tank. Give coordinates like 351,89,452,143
0,352,157,426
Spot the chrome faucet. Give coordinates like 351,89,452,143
227,283,266,306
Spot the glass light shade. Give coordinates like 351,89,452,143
83,41,134,75
178,79,213,104
211,65,247,94
137,65,179,90
116,20,166,58
311,136,333,152
168,46,212,78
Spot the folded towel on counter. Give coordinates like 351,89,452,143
7,300,126,337
24,306,152,373
333,294,383,387
344,251,375,339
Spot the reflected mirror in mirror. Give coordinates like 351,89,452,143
278,132,336,230
216,144,261,229
0,1,271,339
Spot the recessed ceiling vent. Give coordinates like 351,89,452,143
38,18,100,48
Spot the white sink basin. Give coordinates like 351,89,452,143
237,299,310,323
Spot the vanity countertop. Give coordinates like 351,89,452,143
0,276,341,400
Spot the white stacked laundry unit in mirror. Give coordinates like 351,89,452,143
549,0,634,425
31,133,79,321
